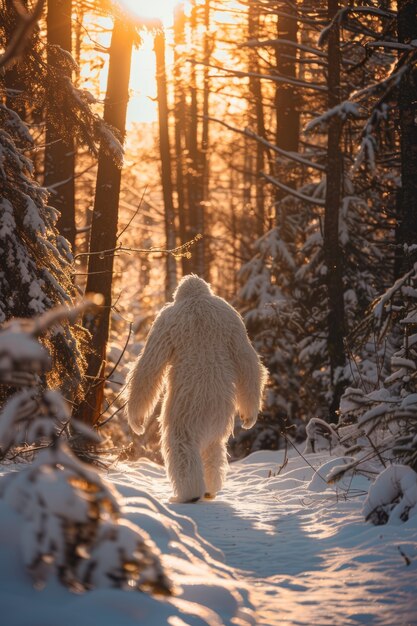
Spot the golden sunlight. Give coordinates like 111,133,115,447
119,0,180,25
127,34,158,125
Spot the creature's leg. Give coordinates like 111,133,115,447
162,432,206,503
202,438,228,499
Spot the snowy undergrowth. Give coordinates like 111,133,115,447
2,446,417,625
0,458,254,626
0,314,253,626
109,449,417,626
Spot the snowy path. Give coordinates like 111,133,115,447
112,450,417,626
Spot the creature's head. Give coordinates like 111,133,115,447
173,274,213,301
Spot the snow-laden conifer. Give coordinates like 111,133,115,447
336,267,417,478
0,316,172,595
0,3,123,165
0,102,87,396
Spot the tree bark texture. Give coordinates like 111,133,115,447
76,19,134,425
274,2,299,225
248,0,267,237
324,0,346,422
44,0,76,249
397,0,417,275
186,0,208,279
155,31,178,300
199,0,210,278
274,4,299,153
173,2,191,275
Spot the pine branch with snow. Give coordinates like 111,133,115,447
0,314,172,596
0,7,124,166
0,100,88,397
363,464,417,525
329,265,417,490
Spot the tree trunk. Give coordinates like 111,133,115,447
199,0,210,279
155,31,177,300
397,0,417,276
324,0,346,422
75,19,134,426
44,0,76,249
74,1,84,85
186,0,205,277
275,4,299,153
173,2,191,275
274,3,300,226
248,0,267,237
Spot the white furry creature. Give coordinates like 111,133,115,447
126,275,268,503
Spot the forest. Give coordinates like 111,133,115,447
1,1,417,625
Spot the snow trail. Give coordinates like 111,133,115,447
112,449,417,626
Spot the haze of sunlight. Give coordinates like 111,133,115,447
124,0,240,126
120,1,180,126
119,0,179,25
127,34,158,126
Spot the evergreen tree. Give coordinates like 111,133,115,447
0,99,87,397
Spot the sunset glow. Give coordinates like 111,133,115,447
119,0,180,25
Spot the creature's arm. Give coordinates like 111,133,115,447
232,315,268,429
126,308,173,435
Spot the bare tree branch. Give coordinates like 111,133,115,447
187,59,327,93
261,171,325,206
205,115,325,171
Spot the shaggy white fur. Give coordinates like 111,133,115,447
126,275,268,503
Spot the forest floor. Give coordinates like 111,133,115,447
1,448,417,626
111,448,417,626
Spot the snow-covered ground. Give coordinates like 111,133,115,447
1,448,417,626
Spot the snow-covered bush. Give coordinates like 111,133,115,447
0,315,172,596
1,441,171,594
310,266,417,522
363,464,417,525
304,417,340,454
337,265,417,473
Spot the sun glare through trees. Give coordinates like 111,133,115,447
119,0,179,23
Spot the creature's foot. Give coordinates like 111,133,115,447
204,492,216,500
169,495,201,504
